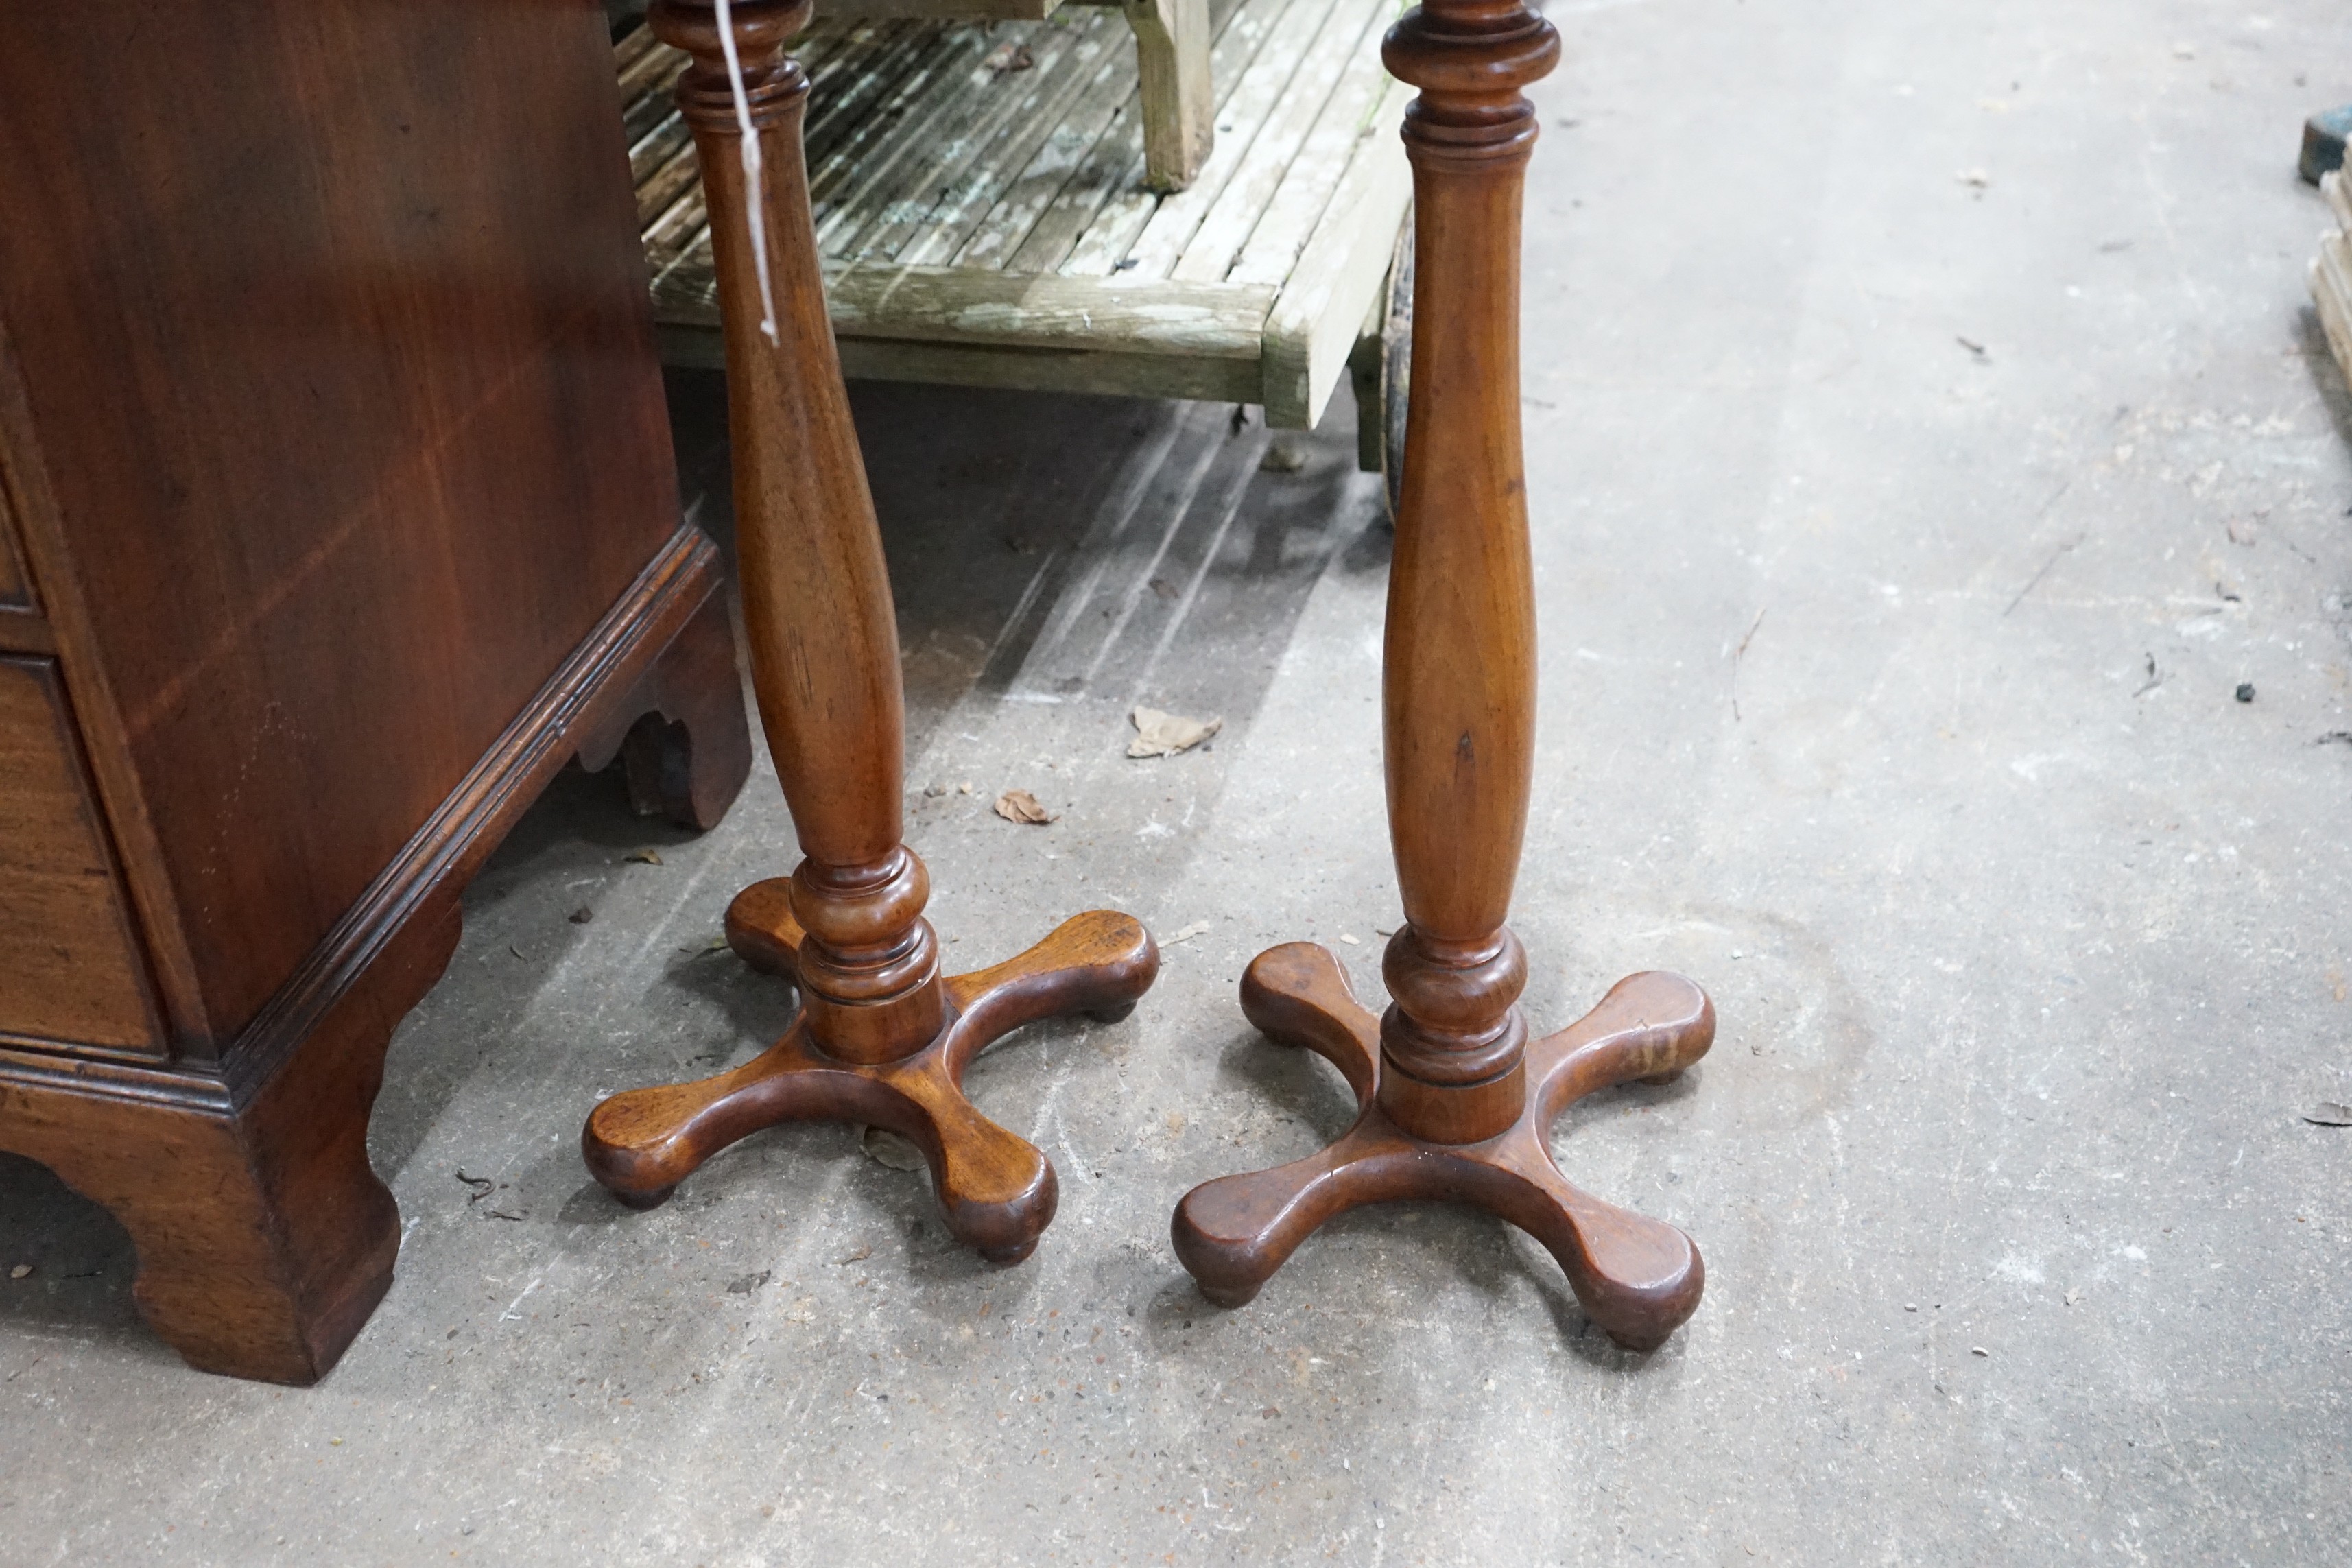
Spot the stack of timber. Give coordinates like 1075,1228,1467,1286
618,0,1410,429
2314,171,2352,383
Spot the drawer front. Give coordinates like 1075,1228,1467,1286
0,655,161,1053
0,476,28,610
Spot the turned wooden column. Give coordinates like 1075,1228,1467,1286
584,0,1157,1262
1373,0,1553,1146
1169,0,1717,1349
665,0,946,1065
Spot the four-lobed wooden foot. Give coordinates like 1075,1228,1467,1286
584,879,1157,1263
1172,944,1713,1350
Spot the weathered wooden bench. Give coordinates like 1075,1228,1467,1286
617,0,1412,453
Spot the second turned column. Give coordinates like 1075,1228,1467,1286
1168,0,1719,1349
582,0,1159,1263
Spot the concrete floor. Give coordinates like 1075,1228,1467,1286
6,0,2351,1561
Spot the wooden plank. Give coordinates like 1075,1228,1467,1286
1172,0,1381,283
613,19,660,71
2314,232,2352,388
1258,75,1410,427
803,23,940,182
1052,0,1297,276
1109,0,1346,279
619,53,692,145
634,21,904,265
838,335,1264,400
839,264,1271,353
822,0,1058,18
1011,104,1154,274
1222,0,1388,285
904,39,1135,265
805,25,1012,245
654,312,1264,401
950,23,1153,268
628,108,693,187
637,139,706,228
840,13,1120,263
2327,169,2352,234
626,20,879,219
616,27,687,102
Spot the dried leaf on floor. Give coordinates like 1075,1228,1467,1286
9,1264,30,1281
1163,920,1211,945
1128,706,1222,759
859,1124,926,1171
993,788,1058,825
625,848,664,866
1259,441,1307,473
835,1246,874,1266
726,1271,773,1295
2303,1101,2352,1126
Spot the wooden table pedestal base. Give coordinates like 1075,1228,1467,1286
584,888,1154,1262
1169,0,1715,1350
1173,946,1711,1349
579,0,1159,1264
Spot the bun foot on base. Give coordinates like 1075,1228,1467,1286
1172,944,1714,1350
584,898,1156,1262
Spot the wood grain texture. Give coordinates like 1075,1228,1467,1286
2312,174,2352,388
1169,0,1716,1349
0,482,28,610
623,0,1401,425
0,0,752,1381
585,0,1160,1262
586,899,1156,1259
0,657,159,1054
1257,76,1412,428
1124,0,1215,191
0,0,684,1050
1172,948,1713,1349
0,530,746,1381
1371,0,1560,1141
0,897,458,1384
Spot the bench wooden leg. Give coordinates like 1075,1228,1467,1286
582,0,1159,1266
1124,0,1213,192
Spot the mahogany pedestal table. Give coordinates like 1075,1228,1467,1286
1167,0,1717,1350
582,0,1159,1264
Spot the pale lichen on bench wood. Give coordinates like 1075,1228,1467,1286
618,0,1409,429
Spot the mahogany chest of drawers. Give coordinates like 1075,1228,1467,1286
0,0,748,1382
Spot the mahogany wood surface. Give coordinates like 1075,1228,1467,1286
0,0,752,1381
0,0,689,1051
1169,0,1715,1349
581,0,1158,1264
0,656,160,1054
